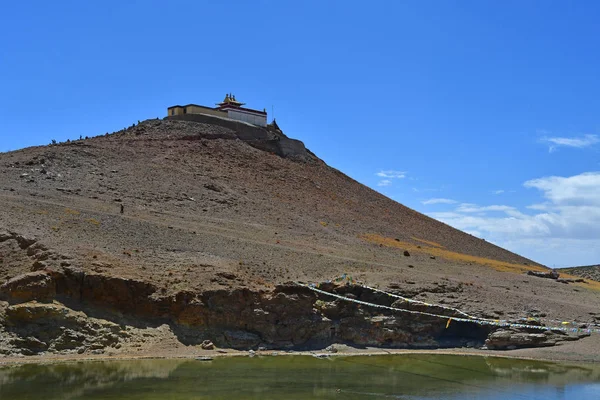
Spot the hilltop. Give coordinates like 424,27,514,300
1,118,599,360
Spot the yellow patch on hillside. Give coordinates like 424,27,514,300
580,279,600,290
64,208,80,215
411,237,444,248
362,233,547,274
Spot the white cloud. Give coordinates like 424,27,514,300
422,198,457,205
526,203,551,211
456,203,516,213
524,172,600,206
493,190,505,195
376,170,406,179
377,179,392,187
541,134,599,152
426,171,600,267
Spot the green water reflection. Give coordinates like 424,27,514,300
1,354,599,399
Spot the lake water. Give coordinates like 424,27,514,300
1,354,599,399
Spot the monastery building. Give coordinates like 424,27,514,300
168,94,267,126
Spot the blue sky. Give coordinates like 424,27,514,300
1,1,600,267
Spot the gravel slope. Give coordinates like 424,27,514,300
1,118,599,358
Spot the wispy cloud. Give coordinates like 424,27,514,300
422,198,457,205
493,190,505,195
541,134,599,153
377,179,392,187
456,203,517,213
376,170,406,179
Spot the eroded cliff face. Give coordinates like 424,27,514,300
0,268,472,355
0,231,588,357
0,231,472,356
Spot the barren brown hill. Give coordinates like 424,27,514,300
1,118,599,359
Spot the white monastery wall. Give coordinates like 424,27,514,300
227,109,267,126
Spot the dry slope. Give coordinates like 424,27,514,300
0,118,599,358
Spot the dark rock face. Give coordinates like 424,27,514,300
0,233,584,355
0,266,493,353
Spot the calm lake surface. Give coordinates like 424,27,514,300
1,354,599,399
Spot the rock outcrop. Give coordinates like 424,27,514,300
0,230,592,357
1,302,124,356
485,329,588,350
0,262,494,355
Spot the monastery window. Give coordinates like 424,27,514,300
183,107,187,114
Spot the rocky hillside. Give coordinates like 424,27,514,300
560,265,600,282
1,118,599,358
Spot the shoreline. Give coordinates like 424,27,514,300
2,340,599,367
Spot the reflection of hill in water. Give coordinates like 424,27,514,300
1,355,600,399
0,359,186,400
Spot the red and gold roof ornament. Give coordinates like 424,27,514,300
217,93,245,109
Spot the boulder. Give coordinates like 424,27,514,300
527,270,559,279
200,340,215,350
